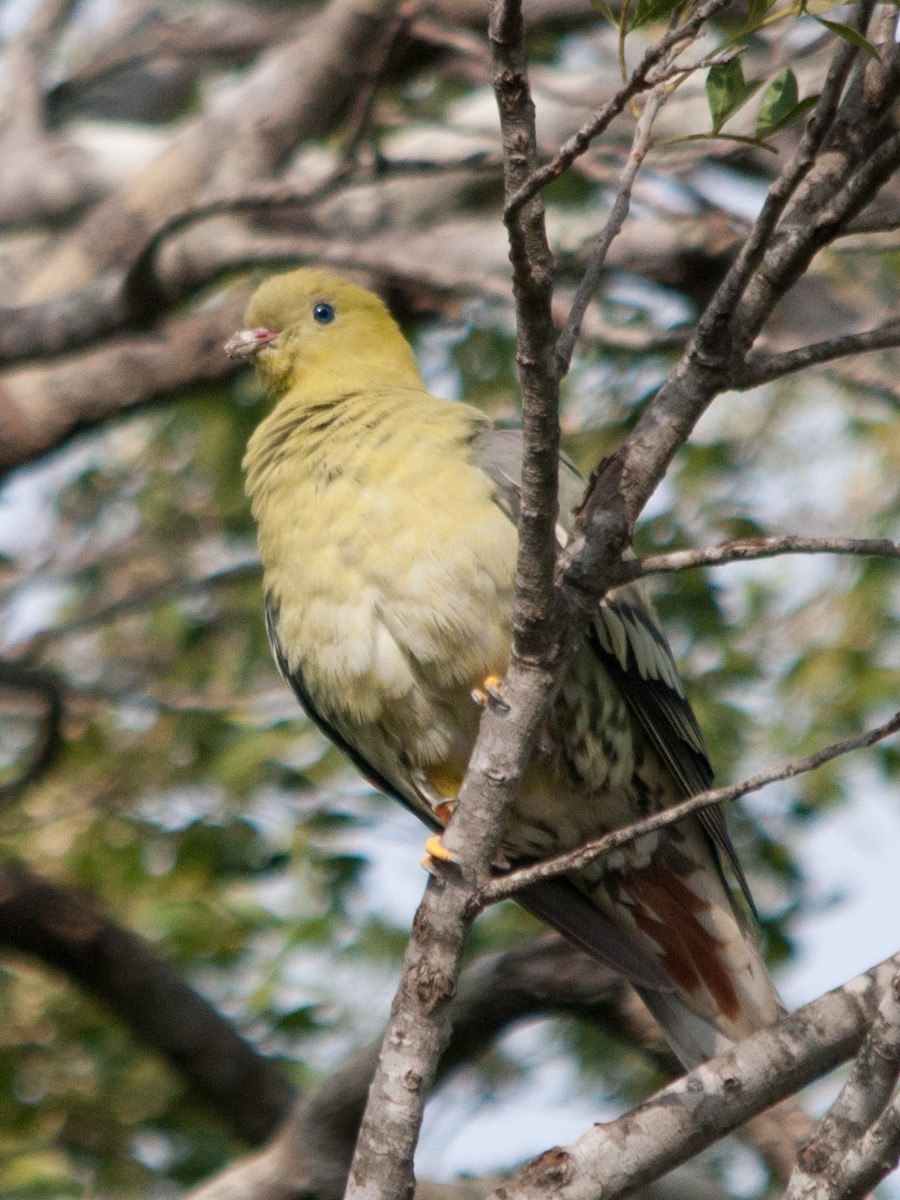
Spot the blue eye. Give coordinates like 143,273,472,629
313,302,335,324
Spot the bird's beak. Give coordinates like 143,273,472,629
224,327,279,360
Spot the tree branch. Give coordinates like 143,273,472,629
192,938,665,1200
341,0,563,1191
339,12,900,1200
0,861,295,1143
503,0,734,220
0,662,63,805
785,970,900,1200
614,535,900,583
476,711,900,905
17,0,405,304
696,10,867,354
555,84,666,376
733,316,900,388
0,295,247,481
483,951,900,1200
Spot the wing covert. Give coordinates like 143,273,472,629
471,426,756,912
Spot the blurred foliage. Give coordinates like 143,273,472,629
0,0,899,1195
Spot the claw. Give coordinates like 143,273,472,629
471,673,509,713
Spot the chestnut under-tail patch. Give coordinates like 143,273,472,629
622,861,742,1023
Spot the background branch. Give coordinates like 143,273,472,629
0,862,295,1144
616,535,900,582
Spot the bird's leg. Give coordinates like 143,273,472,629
423,830,458,867
414,772,461,869
424,801,458,865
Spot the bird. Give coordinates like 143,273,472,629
226,266,786,1070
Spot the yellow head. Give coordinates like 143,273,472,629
224,267,425,398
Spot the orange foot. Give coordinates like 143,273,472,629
471,673,509,713
421,833,461,873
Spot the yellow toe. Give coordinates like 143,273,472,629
422,833,459,867
471,673,509,713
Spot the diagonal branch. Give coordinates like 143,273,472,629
785,970,900,1200
614,535,900,582
555,84,665,376
483,951,900,1200
476,711,900,906
695,11,868,354
0,861,295,1143
733,317,900,389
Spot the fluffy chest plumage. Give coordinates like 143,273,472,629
246,396,517,770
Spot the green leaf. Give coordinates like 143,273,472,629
706,58,762,133
632,0,678,30
762,93,819,138
814,17,879,57
588,0,619,26
746,0,775,27
756,71,818,138
756,68,798,136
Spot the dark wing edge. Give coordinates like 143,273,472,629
265,594,409,809
517,877,673,991
266,594,675,991
471,425,757,917
591,595,758,918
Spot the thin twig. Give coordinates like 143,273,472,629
0,663,63,806
475,712,900,906
614,535,900,583
504,0,734,220
734,318,900,389
555,85,665,377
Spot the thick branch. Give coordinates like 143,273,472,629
491,0,559,662
18,0,403,303
342,0,562,1195
696,13,866,354
484,952,900,1200
786,971,900,1200
0,295,247,481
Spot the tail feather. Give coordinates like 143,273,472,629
616,858,784,1054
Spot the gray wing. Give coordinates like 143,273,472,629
471,426,756,914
